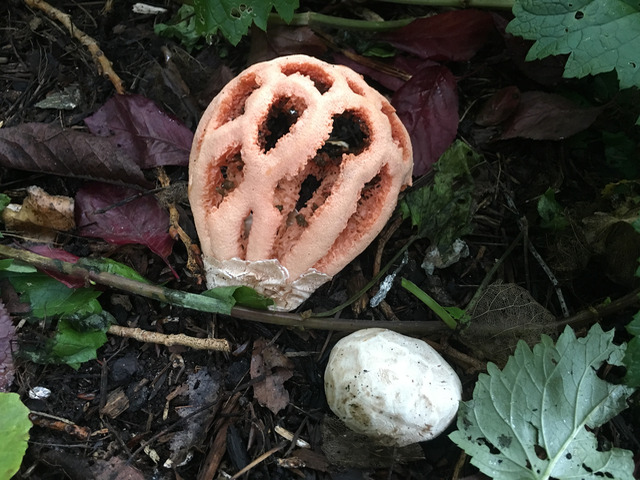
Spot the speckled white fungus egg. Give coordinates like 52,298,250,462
324,328,462,447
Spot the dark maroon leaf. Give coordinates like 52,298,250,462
476,86,521,126
500,92,604,140
85,94,193,169
333,53,435,92
381,10,495,62
25,245,83,289
492,13,567,86
0,300,15,392
75,182,175,266
392,65,459,176
247,25,327,65
0,123,150,187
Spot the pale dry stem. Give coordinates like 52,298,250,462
22,0,125,94
108,325,231,352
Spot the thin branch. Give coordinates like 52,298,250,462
22,0,125,94
108,325,230,351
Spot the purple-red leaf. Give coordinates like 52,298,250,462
381,10,495,62
85,94,193,169
25,245,83,289
476,86,521,126
75,182,174,264
500,92,604,140
392,65,459,176
0,123,150,187
0,300,15,392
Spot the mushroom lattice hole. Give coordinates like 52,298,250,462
260,96,307,153
280,63,333,94
321,111,370,157
205,150,244,210
213,73,258,127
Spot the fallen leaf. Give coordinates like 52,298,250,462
75,182,175,265
250,337,294,414
333,53,433,92
381,10,495,62
24,244,83,289
91,457,146,480
492,13,567,86
0,123,150,187
0,300,15,392
392,65,459,176
248,25,327,65
84,94,193,169
475,86,521,126
500,91,604,140
2,186,75,241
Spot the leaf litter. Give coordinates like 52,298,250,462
1,1,640,478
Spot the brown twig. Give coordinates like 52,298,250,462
108,325,231,351
22,0,125,94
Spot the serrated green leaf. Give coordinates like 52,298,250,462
8,273,101,319
538,188,569,231
193,0,298,46
0,393,31,479
507,0,640,91
400,140,479,248
450,324,636,480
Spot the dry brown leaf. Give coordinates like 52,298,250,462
250,337,295,414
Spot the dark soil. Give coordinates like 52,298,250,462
1,0,639,479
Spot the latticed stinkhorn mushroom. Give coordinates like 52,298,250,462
324,328,462,447
189,55,413,310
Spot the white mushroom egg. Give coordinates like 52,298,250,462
324,328,462,447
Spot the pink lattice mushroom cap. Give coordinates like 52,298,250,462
189,55,413,310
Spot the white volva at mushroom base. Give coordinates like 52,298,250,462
324,328,462,447
204,256,331,311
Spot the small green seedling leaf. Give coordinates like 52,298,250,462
401,278,458,329
7,273,101,319
203,285,274,310
401,140,480,248
450,324,636,480
507,0,640,92
193,0,299,46
154,4,202,52
0,392,31,479
537,188,569,231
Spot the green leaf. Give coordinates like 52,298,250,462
154,4,203,52
8,273,101,319
507,0,640,91
0,393,31,479
0,193,10,214
202,285,274,310
48,319,107,370
193,0,299,46
77,257,149,284
537,188,569,231
400,140,480,248
602,131,640,179
450,324,636,480
623,311,640,386
0,260,37,273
